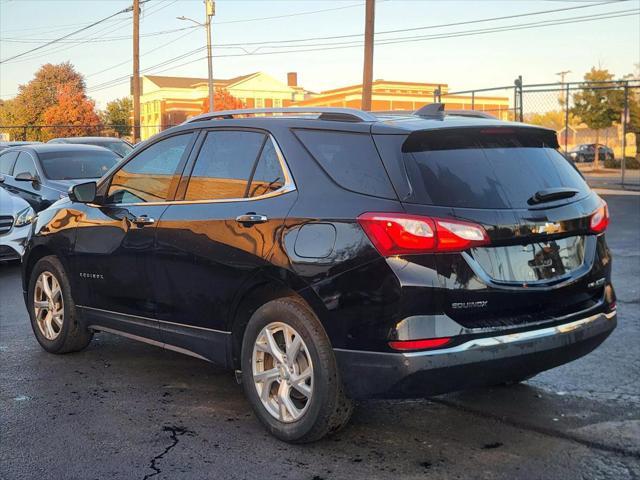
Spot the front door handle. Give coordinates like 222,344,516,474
236,213,268,225
133,215,155,226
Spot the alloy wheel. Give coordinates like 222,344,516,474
34,271,64,341
252,322,314,423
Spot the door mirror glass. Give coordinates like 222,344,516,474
15,171,37,182
69,181,97,203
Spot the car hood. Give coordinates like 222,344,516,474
0,186,31,215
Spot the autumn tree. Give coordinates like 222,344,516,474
42,84,102,139
10,62,90,141
623,66,640,160
0,99,24,140
200,88,244,113
571,68,623,170
101,97,132,138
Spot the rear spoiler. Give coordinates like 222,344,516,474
402,126,560,152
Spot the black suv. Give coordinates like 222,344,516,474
22,106,616,443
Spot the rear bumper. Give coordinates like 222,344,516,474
335,310,616,399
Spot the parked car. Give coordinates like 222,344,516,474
0,141,41,152
21,106,616,443
568,144,614,163
0,187,35,261
48,136,133,158
0,144,119,211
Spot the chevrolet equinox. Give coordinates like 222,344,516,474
22,105,617,443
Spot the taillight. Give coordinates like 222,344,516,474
357,213,489,256
388,337,452,351
590,201,609,233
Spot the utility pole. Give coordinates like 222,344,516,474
556,70,571,104
361,0,375,111
178,1,215,112
133,0,141,143
205,0,215,112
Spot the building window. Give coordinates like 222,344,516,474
274,98,282,107
255,98,264,108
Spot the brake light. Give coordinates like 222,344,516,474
589,201,609,233
388,337,452,351
358,213,489,256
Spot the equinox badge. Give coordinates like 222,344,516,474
451,301,488,309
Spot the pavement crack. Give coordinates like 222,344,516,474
142,426,193,480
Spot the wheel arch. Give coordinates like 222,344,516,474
227,271,327,370
22,245,56,292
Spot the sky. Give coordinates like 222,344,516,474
0,0,638,108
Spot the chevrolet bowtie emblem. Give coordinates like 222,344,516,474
532,222,561,234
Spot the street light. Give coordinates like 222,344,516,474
177,0,215,112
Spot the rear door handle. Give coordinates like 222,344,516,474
133,215,155,226
236,213,268,224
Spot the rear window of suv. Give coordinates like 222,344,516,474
402,127,589,209
293,129,396,199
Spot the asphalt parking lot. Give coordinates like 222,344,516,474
1,193,638,480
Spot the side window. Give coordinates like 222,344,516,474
185,130,265,201
106,133,192,204
0,151,19,175
12,152,38,177
248,139,285,197
293,129,395,199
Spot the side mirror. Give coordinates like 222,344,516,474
15,171,38,183
69,181,97,204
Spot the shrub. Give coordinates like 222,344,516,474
604,156,640,169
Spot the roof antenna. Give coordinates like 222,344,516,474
415,103,445,118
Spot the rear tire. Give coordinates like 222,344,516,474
27,256,93,354
241,297,353,443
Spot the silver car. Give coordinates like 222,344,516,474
0,187,35,261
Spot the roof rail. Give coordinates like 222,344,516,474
183,107,378,124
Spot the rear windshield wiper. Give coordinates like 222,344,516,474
528,187,579,205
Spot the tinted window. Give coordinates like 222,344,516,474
403,128,589,209
185,130,265,201
107,133,192,204
12,152,38,177
0,151,19,175
39,150,118,180
248,139,285,197
293,129,395,199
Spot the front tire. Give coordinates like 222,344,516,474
241,297,353,443
27,256,93,354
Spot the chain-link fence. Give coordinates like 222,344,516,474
2,80,639,186
0,124,180,143
440,79,640,186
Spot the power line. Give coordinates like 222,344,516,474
1,25,198,44
0,3,145,64
212,0,627,48
84,8,638,94
0,0,170,64
213,1,366,24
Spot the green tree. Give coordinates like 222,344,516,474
571,68,623,170
101,97,132,138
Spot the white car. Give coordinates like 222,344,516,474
0,186,35,261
